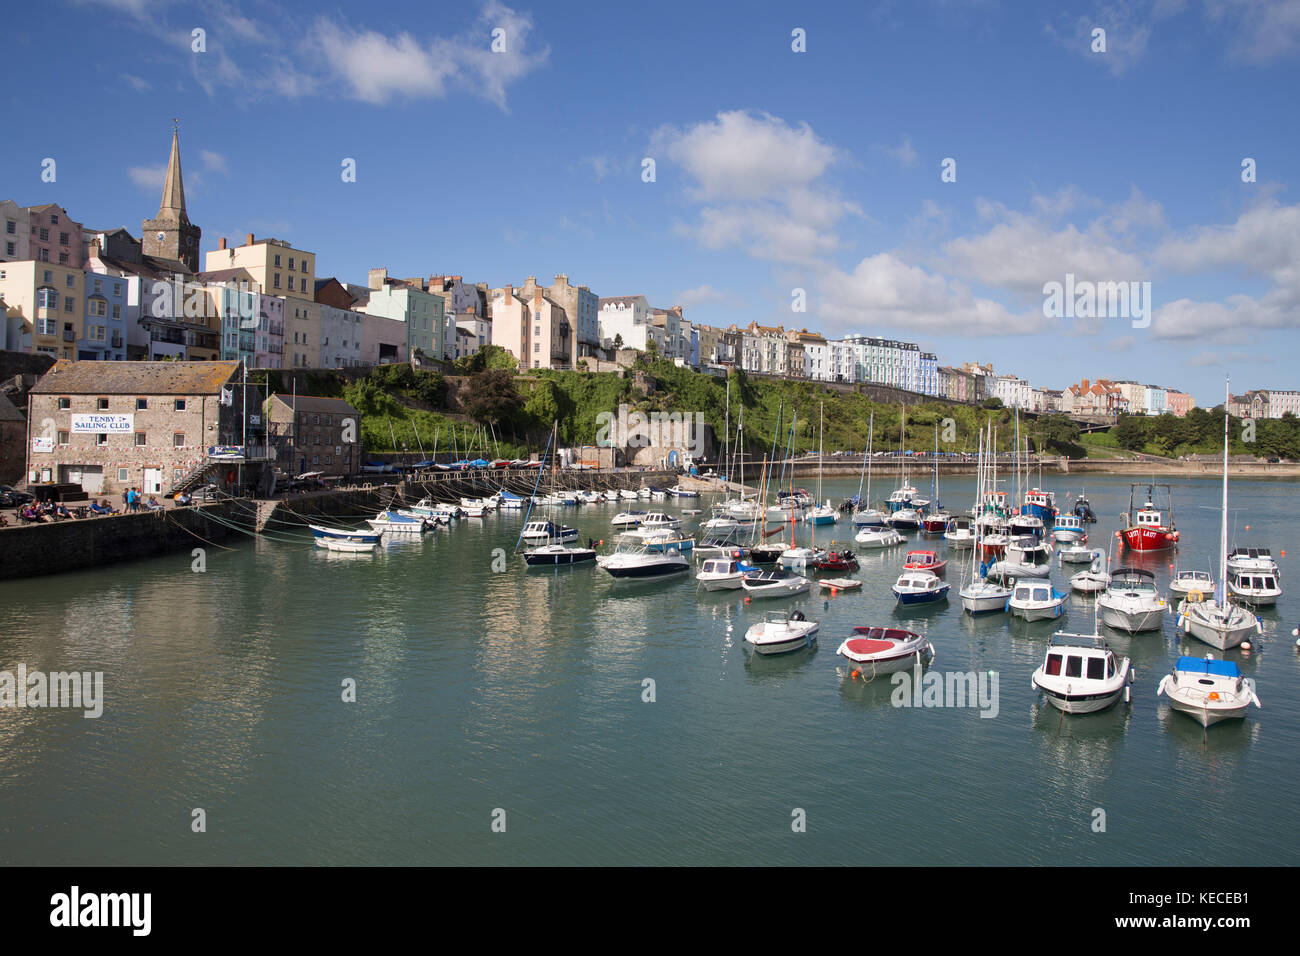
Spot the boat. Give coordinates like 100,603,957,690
701,506,743,531
461,496,497,511
891,570,950,605
986,535,1053,579
741,569,812,598
317,537,377,553
1008,581,1068,621
804,404,837,526
596,541,690,578
1058,543,1097,564
855,525,904,549
818,577,862,592
619,489,639,501
806,502,838,526
365,510,431,535
405,498,460,521
1156,655,1261,727
666,485,700,498
1073,493,1097,523
1226,547,1280,576
637,487,652,499
1228,568,1281,606
1070,551,1111,594
778,545,827,571
519,520,579,542
1022,488,1056,524
640,512,681,530
1118,483,1179,552
836,627,935,676
523,543,598,566
1006,511,1044,539
959,424,1013,615
1170,569,1215,597
1032,632,1133,714
746,544,785,564
943,514,975,549
1097,567,1166,633
611,510,646,528
886,506,923,530
696,557,758,590
309,524,381,545
812,549,859,572
635,529,695,553
1050,514,1086,544
744,610,819,655
919,425,950,534
851,411,888,528
497,490,529,509
1177,379,1264,651
902,550,946,576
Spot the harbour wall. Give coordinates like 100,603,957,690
0,500,250,582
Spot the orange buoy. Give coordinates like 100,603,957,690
830,587,838,596
744,596,751,604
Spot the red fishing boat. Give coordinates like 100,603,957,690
902,550,946,575
1118,484,1179,552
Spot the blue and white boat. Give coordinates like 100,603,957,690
519,520,579,543
498,490,530,510
1050,513,1085,544
310,523,381,544
366,510,430,535
1023,488,1056,523
892,570,950,606
1157,655,1261,727
667,485,700,498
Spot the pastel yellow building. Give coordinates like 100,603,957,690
0,260,85,359
204,233,316,301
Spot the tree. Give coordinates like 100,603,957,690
463,369,524,427
612,333,624,351
981,397,1004,410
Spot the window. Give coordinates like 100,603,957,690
96,433,108,445
301,260,308,273
51,214,59,224
38,248,49,261
66,274,75,288
274,273,281,288
89,300,106,317
57,430,68,445
4,243,12,256
1065,656,1083,679
533,342,540,353
135,432,147,446
64,298,74,312
112,305,121,319
174,399,186,411
60,233,69,246
58,397,70,409
288,276,295,291
324,456,331,465
5,220,13,235
118,468,129,481
90,325,106,341
136,398,147,410
58,252,69,265
98,397,109,410
1087,657,1105,680
39,228,49,241
173,433,184,447
38,318,57,335
288,258,295,270
312,455,319,465
38,288,58,308
274,254,281,267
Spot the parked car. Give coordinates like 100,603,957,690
0,484,34,507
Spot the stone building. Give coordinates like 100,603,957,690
265,394,361,477
26,360,258,496
142,129,202,274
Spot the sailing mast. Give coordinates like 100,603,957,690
1216,377,1230,608
866,409,874,511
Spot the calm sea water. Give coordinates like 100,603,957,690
1,474,1297,865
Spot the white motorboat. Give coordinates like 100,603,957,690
640,512,681,530
778,546,827,571
1009,581,1068,621
519,520,579,543
635,529,695,553
1156,654,1261,727
726,498,764,521
317,537,376,553
596,541,690,578
696,557,758,590
1058,543,1097,564
619,489,639,501
1050,514,1085,544
1228,568,1281,606
851,507,888,527
943,514,976,549
855,526,904,549
886,506,923,530
1170,569,1215,597
740,569,811,598
461,496,497,511
406,498,460,521
892,570,949,606
1032,632,1133,714
836,627,934,677
310,524,381,546
611,510,646,528
1097,567,1166,633
744,610,819,655
637,487,652,499
986,536,1052,579
1068,549,1109,594
1226,547,1279,576
366,510,431,535
523,543,598,566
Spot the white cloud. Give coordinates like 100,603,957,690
200,150,228,174
312,21,455,103
1205,0,1300,63
120,73,151,92
884,136,918,168
127,164,167,191
677,284,731,308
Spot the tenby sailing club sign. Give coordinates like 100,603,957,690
70,413,134,434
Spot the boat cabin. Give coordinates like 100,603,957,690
1134,504,1166,528
903,550,941,570
1014,583,1056,604
1109,567,1157,593
1042,634,1119,683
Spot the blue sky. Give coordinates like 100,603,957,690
4,0,1299,405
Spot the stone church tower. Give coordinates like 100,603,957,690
142,127,201,273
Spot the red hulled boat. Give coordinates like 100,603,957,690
1118,484,1179,552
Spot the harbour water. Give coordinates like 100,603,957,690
1,475,1297,865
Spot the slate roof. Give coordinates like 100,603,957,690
30,360,241,395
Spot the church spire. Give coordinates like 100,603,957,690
157,124,187,219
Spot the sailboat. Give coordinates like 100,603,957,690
806,402,837,525
960,423,1013,614
920,423,949,534
1176,378,1261,651
885,404,921,519
780,413,828,571
851,409,887,527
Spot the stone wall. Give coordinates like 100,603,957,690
0,499,248,580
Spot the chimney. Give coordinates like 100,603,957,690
88,238,101,258
219,237,227,250
368,267,389,291
245,233,254,246
1081,378,1090,392
503,285,513,300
